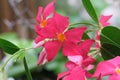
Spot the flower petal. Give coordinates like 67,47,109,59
65,61,77,70
37,48,47,65
99,15,112,27
36,7,43,23
68,55,83,65
58,67,86,80
62,41,80,56
93,61,115,78
96,31,100,40
95,42,100,49
44,41,61,61
36,18,57,38
85,70,93,78
107,56,120,67
78,39,94,58
96,73,103,80
54,12,69,33
63,76,71,80
57,71,70,80
83,56,95,67
70,67,86,80
65,27,86,43
43,1,55,18
34,36,44,43
85,64,94,71
34,40,45,48
35,24,41,35
109,74,120,80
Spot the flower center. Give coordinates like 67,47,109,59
116,68,120,74
40,20,47,28
57,33,65,42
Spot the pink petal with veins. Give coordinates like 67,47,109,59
99,15,112,27
43,1,55,19
37,48,47,65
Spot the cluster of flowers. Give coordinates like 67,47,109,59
34,0,120,80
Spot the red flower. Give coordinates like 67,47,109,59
93,56,120,80
36,1,55,28
35,1,56,39
95,15,112,48
57,66,86,80
35,13,86,65
57,39,95,80
37,48,47,65
99,15,112,27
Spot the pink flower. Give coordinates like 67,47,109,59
109,74,120,80
57,40,95,80
57,66,86,80
93,56,120,80
67,56,95,71
66,55,95,78
78,39,95,59
99,15,112,27
67,39,95,68
35,13,86,65
36,1,54,28
97,74,103,80
67,55,83,65
37,48,47,65
35,1,56,38
57,55,95,80
95,15,112,48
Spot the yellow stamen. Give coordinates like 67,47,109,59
57,33,65,42
40,20,47,28
116,68,120,74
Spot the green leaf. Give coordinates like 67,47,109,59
100,26,120,48
15,49,25,61
18,52,25,60
69,22,97,27
82,0,98,23
100,26,120,60
23,57,33,80
101,43,120,60
0,38,19,55
82,33,90,40
0,49,25,71
7,50,38,77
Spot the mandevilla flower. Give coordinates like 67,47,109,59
67,39,95,68
64,55,95,79
36,1,54,28
57,39,95,80
78,39,95,59
35,0,55,38
37,48,47,65
99,15,112,27
95,15,112,48
93,56,120,80
67,55,95,71
97,74,103,80
35,12,86,65
57,66,86,80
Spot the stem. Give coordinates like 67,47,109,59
23,57,33,80
86,29,97,33
69,22,98,27
0,48,34,72
0,52,19,72
20,47,34,50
